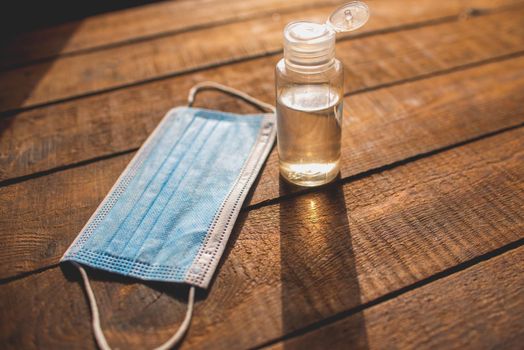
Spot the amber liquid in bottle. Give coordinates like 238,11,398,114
277,84,342,187
275,18,346,187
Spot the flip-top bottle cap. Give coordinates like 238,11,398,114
326,1,370,33
283,1,369,71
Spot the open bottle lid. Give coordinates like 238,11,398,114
283,1,369,69
326,1,369,33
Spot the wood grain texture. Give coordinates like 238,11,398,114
1,0,523,112
0,0,339,69
268,246,524,350
1,125,522,349
2,1,523,348
1,56,524,279
2,9,524,185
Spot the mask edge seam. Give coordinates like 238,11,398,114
185,114,276,288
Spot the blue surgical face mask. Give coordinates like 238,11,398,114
61,82,276,350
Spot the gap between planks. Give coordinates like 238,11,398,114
263,242,524,349
1,116,523,285
2,7,524,199
1,52,524,277
0,0,343,71
1,52,523,280
0,50,523,190
246,121,524,213
1,1,523,117
1,125,522,349
1,2,523,346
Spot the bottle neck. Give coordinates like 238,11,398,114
283,21,336,74
284,52,336,73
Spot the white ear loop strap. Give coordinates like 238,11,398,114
74,263,195,350
188,81,276,114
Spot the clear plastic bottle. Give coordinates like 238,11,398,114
276,2,369,187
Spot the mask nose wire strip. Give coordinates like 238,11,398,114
187,81,276,114
73,262,196,350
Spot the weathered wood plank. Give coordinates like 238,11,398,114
268,246,524,350
2,8,524,185
0,0,338,69
1,56,524,279
1,125,522,349
1,0,522,112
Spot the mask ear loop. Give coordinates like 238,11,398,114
188,81,276,114
73,262,195,350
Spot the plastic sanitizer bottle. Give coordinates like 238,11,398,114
276,2,369,187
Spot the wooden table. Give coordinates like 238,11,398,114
1,0,523,348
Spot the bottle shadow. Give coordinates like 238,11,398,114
279,176,369,348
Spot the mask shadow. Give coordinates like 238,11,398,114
279,176,369,348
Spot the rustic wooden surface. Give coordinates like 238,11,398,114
0,0,523,349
